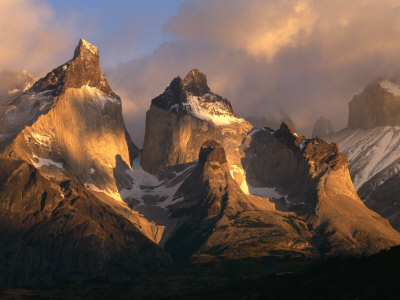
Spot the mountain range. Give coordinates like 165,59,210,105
1,39,400,295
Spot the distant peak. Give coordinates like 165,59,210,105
73,38,99,59
183,69,210,96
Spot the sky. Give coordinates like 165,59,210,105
2,0,400,146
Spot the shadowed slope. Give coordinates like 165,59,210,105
240,123,400,254
0,158,168,288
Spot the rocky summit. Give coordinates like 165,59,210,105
348,79,400,128
141,69,252,177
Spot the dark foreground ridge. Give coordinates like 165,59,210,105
3,245,400,299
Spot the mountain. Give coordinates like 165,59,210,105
328,79,400,230
0,39,167,288
121,70,400,260
1,43,400,291
240,124,400,254
164,139,313,260
0,39,139,201
141,69,253,177
0,158,167,288
0,70,37,104
348,79,400,128
312,117,334,138
133,121,400,260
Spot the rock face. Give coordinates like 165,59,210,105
312,117,334,138
141,69,253,175
163,129,400,260
348,80,400,129
327,79,400,231
165,140,314,260
0,40,167,288
0,158,168,288
238,123,400,255
0,39,139,201
328,126,400,230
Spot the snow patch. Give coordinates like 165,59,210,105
82,85,119,106
119,156,192,209
247,129,261,137
184,93,243,125
31,154,63,169
248,184,288,199
380,80,400,96
299,140,308,151
168,104,180,113
328,126,400,189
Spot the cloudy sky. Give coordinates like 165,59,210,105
2,0,400,146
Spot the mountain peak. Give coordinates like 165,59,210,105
348,79,400,128
182,69,210,96
73,38,99,59
29,38,115,97
274,122,305,149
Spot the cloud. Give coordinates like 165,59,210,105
108,0,400,146
0,0,75,75
166,0,316,60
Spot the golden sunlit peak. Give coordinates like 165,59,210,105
74,38,99,58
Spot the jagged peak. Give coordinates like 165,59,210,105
28,38,115,97
198,140,227,165
73,38,99,59
182,69,210,96
276,122,300,138
274,122,305,149
151,69,237,125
